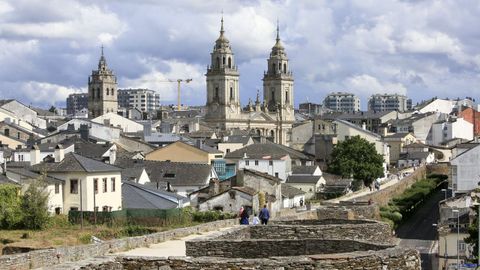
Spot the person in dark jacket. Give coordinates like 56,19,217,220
258,205,270,225
240,207,249,225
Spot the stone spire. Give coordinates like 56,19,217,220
98,45,107,70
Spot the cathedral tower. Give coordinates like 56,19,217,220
205,17,241,125
88,47,118,118
262,22,294,122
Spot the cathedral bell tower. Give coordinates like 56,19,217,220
262,22,294,122
88,46,118,118
205,17,241,124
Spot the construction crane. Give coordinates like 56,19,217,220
156,78,193,111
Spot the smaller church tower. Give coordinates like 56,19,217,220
205,17,241,124
88,46,118,118
262,22,294,122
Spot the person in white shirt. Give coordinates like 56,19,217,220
252,213,260,225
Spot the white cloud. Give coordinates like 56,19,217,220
18,81,82,105
344,74,407,98
121,59,205,104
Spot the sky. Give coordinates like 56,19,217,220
0,0,479,110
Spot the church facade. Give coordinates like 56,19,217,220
88,48,118,118
204,19,295,145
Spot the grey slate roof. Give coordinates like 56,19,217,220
334,119,381,138
115,157,212,186
72,139,113,159
33,153,120,173
286,175,322,184
400,152,431,160
8,167,64,183
122,181,188,210
281,184,306,198
121,167,146,182
291,165,318,175
225,142,310,160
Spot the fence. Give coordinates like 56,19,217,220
68,208,188,226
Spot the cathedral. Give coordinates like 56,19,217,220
204,18,295,145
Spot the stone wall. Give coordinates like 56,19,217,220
354,165,427,206
316,202,380,220
249,223,394,244
186,238,393,258
70,248,421,270
0,219,236,270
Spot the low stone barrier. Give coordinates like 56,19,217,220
317,201,380,220
65,248,421,270
186,238,393,258
0,219,237,270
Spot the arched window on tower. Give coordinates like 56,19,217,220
228,57,232,68
222,57,225,66
285,90,289,103
215,87,219,99
283,63,287,73
271,88,275,102
230,87,234,100
106,88,109,95
216,57,220,68
97,88,101,99
111,88,114,96
272,63,276,74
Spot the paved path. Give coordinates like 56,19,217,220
116,226,235,257
328,167,415,203
396,189,443,270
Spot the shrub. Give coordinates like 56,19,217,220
0,184,23,229
121,225,156,237
21,179,50,230
78,233,92,244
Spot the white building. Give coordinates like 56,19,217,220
118,89,160,112
92,112,144,133
430,117,473,146
368,93,412,112
450,144,480,195
323,92,360,112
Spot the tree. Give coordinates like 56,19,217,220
48,106,56,113
21,177,50,230
0,184,23,229
328,135,384,187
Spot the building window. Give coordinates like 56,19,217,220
70,179,78,194
245,160,249,166
230,87,234,99
55,207,61,215
228,57,232,68
269,160,273,166
70,207,79,211
55,183,60,194
275,172,279,178
17,132,20,139
106,88,109,95
255,160,259,166
102,178,107,193
226,149,230,153
94,178,98,194
215,87,219,98
111,178,116,192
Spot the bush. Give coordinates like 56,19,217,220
120,225,157,237
0,184,23,229
78,233,92,244
21,179,50,230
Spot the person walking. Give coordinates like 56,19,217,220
258,205,270,225
240,207,249,225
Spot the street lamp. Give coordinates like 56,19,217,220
452,209,460,270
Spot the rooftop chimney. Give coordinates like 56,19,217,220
109,145,117,165
208,178,220,196
30,145,41,166
79,124,89,141
54,144,65,162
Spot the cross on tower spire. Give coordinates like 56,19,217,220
276,19,280,42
